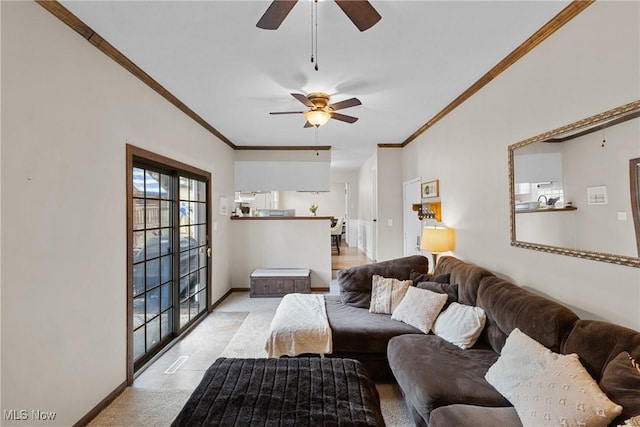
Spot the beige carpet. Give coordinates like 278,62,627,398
88,388,192,426
90,292,414,426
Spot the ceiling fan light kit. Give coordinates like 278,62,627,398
304,110,332,127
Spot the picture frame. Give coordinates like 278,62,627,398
421,180,439,199
587,185,608,205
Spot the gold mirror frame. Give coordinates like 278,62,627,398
508,100,640,268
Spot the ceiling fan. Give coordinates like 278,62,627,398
257,0,381,32
270,92,361,127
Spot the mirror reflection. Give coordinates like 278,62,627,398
509,101,640,267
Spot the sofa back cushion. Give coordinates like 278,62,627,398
561,319,640,381
338,255,429,308
476,277,579,353
433,256,494,306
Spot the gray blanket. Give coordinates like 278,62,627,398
172,357,385,426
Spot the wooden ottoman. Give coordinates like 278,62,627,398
250,268,311,297
171,357,385,426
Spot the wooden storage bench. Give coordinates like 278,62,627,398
250,268,311,297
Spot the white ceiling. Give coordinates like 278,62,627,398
59,0,571,170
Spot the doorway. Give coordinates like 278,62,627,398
127,145,211,381
403,178,422,256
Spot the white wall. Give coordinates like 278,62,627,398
1,2,234,426
401,1,640,330
279,183,345,218
229,219,332,289
562,119,639,256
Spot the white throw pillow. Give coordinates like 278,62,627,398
391,286,447,333
485,328,559,400
433,302,486,349
369,275,412,314
511,353,622,427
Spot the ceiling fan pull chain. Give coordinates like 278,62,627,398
310,0,314,64
315,0,319,71
315,125,319,155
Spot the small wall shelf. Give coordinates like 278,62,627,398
412,202,442,222
514,206,577,214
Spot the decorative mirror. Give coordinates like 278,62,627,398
509,100,640,268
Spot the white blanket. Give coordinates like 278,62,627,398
265,293,333,358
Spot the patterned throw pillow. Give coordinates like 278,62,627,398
511,353,622,427
369,275,412,314
599,351,640,425
391,286,447,333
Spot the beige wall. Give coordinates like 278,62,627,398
1,2,234,425
402,1,640,330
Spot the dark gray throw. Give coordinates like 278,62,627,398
171,357,385,427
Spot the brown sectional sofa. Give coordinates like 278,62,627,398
325,255,640,426
325,255,429,381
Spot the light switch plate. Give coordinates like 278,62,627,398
387,219,393,227
617,212,627,221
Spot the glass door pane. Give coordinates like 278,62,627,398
178,176,208,329
132,166,175,368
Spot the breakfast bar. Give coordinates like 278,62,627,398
230,216,333,291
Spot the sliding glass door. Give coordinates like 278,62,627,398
128,146,210,375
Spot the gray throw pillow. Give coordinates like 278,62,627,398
599,351,640,425
409,271,450,284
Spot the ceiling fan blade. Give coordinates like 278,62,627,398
304,121,314,128
291,93,315,108
331,112,359,124
257,0,298,30
329,97,362,111
334,0,381,32
270,111,305,115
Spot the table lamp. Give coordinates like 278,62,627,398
420,226,455,271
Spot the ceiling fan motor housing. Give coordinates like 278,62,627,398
307,92,331,110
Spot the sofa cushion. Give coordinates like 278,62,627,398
324,295,421,354
476,277,579,353
561,319,640,382
597,351,640,425
433,256,494,306
429,405,522,427
387,334,509,423
338,255,429,308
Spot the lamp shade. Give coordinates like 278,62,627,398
420,226,455,253
304,110,332,127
